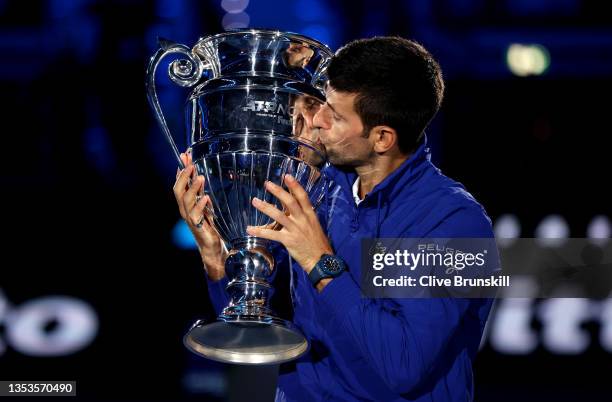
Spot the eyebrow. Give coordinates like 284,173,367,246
326,101,344,118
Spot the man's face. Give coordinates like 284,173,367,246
313,86,374,166
292,95,325,166
286,42,315,68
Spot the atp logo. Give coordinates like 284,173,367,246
242,100,294,116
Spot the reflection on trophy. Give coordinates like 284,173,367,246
146,30,333,364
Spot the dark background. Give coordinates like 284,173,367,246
1,0,610,401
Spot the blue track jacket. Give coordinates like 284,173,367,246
207,136,496,401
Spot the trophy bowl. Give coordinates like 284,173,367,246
146,29,333,364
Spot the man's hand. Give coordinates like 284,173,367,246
246,175,333,276
173,151,227,281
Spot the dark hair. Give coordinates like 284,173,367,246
327,37,444,153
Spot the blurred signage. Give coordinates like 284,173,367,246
0,290,98,357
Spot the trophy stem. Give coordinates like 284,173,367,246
184,237,309,364
221,238,277,321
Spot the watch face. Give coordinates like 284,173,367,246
322,256,344,275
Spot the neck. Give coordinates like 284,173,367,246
355,153,410,199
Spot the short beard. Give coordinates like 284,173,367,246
327,127,374,167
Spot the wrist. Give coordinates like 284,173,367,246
315,277,333,292
203,259,226,281
205,269,226,282
304,247,334,274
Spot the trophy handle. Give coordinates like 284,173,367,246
146,38,208,168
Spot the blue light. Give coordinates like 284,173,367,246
156,0,184,19
221,0,249,14
301,25,331,46
294,0,326,22
84,126,115,174
48,0,92,19
222,12,250,30
172,220,197,249
145,24,172,52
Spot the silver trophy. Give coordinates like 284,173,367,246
146,30,333,364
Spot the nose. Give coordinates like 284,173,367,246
313,104,331,130
302,104,319,130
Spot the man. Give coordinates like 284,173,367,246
175,37,495,401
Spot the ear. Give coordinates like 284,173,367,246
370,125,398,153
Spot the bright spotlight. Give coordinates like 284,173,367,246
506,44,550,77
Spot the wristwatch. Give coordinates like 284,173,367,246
308,254,347,286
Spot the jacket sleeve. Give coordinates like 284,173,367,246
314,205,495,394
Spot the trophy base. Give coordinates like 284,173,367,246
184,318,308,365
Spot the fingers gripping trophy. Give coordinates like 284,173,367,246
146,30,333,364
